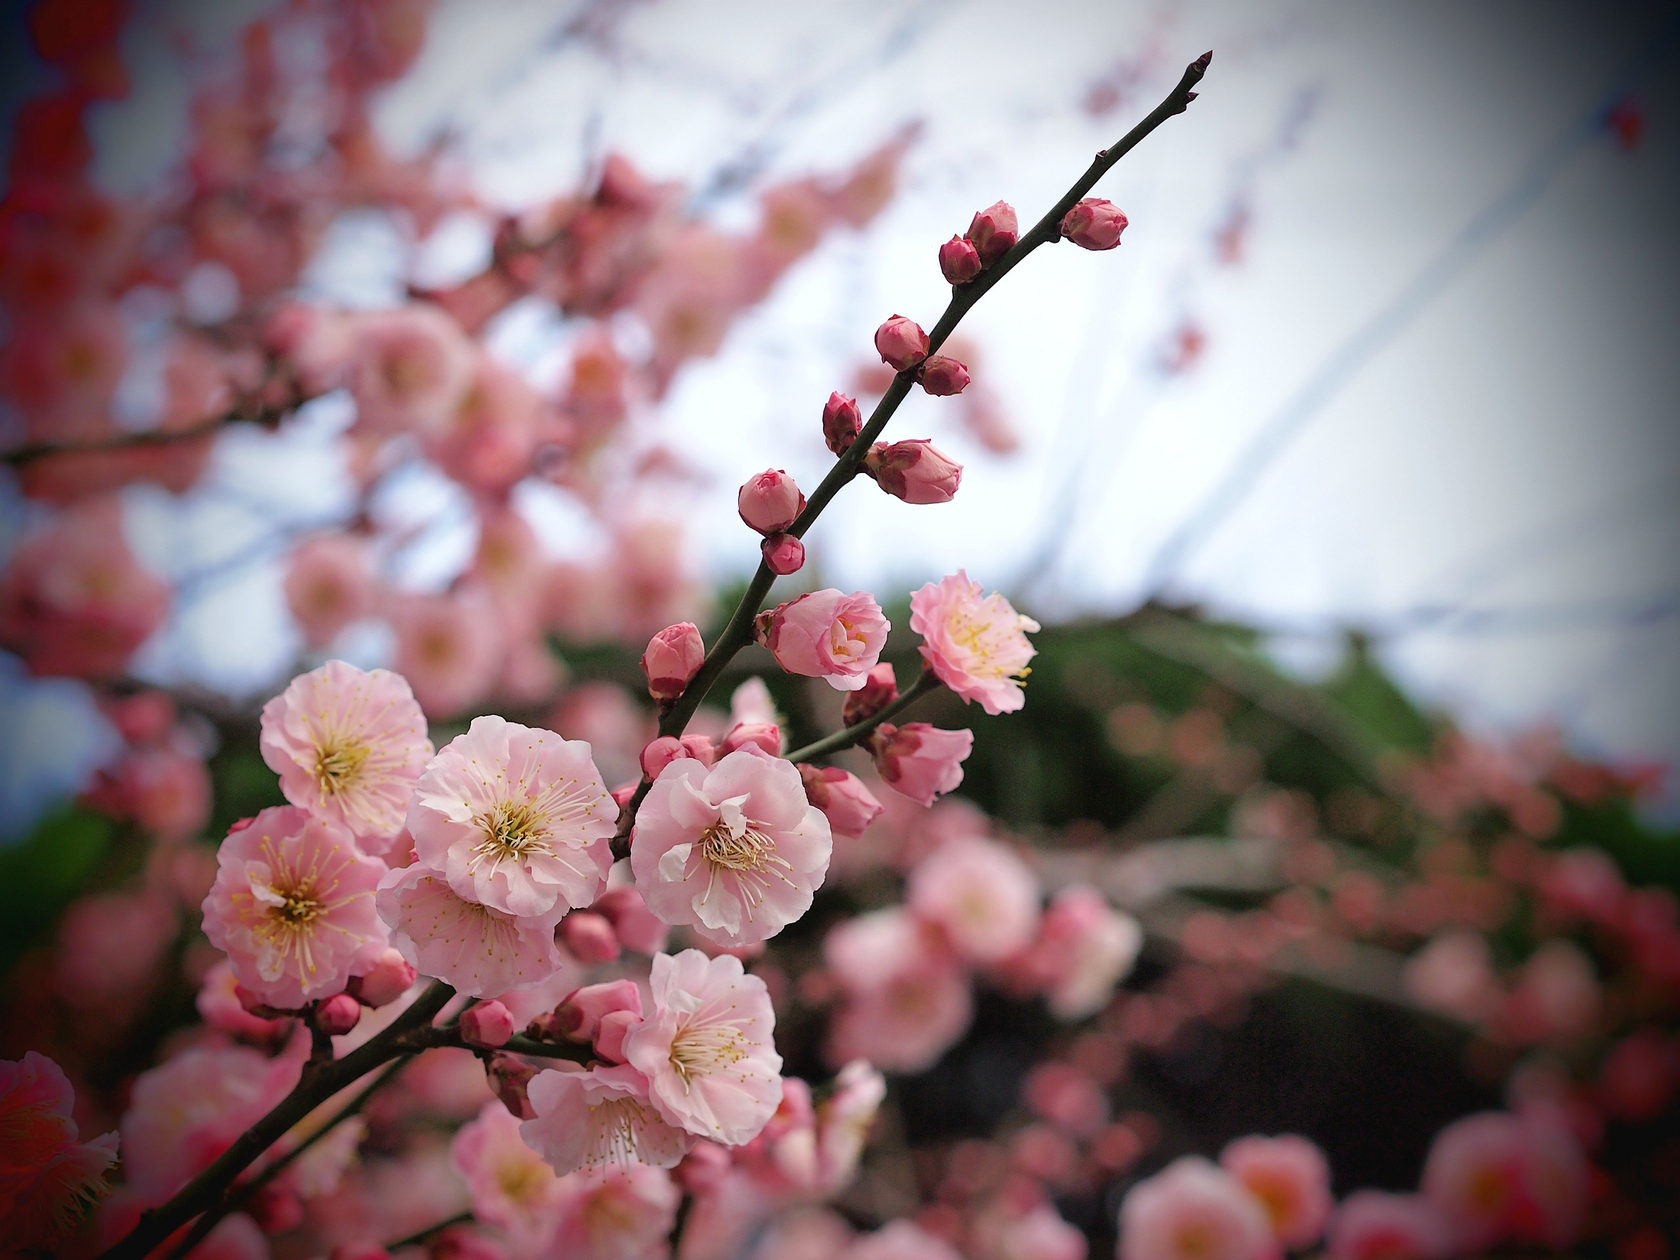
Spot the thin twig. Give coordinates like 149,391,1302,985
784,670,940,764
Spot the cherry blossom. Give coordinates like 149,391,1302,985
520,1063,693,1176
909,570,1039,715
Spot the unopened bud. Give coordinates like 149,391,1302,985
594,886,669,955
559,910,621,964
874,315,929,373
486,1053,539,1118
823,391,863,456
738,469,805,534
640,735,687,781
916,355,970,396
863,439,963,504
460,999,516,1048
966,200,1019,266
722,721,781,756
594,1008,639,1062
939,235,982,285
312,993,362,1037
1060,198,1128,251
349,948,416,1008
552,979,642,1043
761,532,805,575
841,663,898,726
640,622,704,702
679,733,716,765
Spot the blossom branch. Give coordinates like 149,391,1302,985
385,1210,475,1251
98,981,456,1260
785,669,941,764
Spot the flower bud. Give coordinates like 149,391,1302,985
551,979,642,1043
722,721,781,756
864,439,962,504
679,733,717,765
761,532,805,575
486,1053,538,1119
640,735,687,781
1060,197,1128,251
800,764,885,839
594,1008,638,1063
823,391,863,456
738,468,805,534
312,992,362,1037
939,235,982,285
841,663,898,726
460,999,516,1048
641,622,704,701
868,721,974,805
594,886,670,955
559,910,621,964
916,355,970,397
874,315,929,373
966,200,1019,266
349,948,416,1008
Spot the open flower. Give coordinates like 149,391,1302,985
631,749,831,947
409,715,617,918
909,571,1039,715
760,589,889,692
622,950,783,1145
0,1053,119,1250
450,1100,566,1251
375,863,567,997
201,805,390,1010
521,1063,692,1176
259,660,433,844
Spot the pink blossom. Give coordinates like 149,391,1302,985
1060,197,1128,250
345,304,474,437
868,723,973,806
799,765,884,840
873,315,928,372
822,390,862,455
842,1220,964,1260
1118,1156,1278,1260
284,535,377,649
460,1001,516,1048
1219,1135,1333,1249
1010,885,1143,1020
389,586,503,719
910,571,1039,715
424,356,544,494
408,715,616,918
909,835,1041,964
1418,1111,1526,1251
760,589,890,692
622,949,784,1145
547,1164,680,1260
915,355,970,396
202,805,391,1009
967,200,1019,266
641,623,705,702
823,908,973,1073
738,469,806,534
521,1064,693,1176
120,1044,300,1204
762,532,806,576
1325,1192,1450,1260
633,749,831,946
864,439,962,504
0,1052,119,1251
1402,929,1500,1024
813,1061,886,1194
259,661,433,843
450,1101,565,1252
376,863,567,997
939,235,982,285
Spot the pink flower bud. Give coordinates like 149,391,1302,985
641,622,704,701
349,948,416,1008
594,886,670,955
865,439,963,504
869,721,974,805
874,314,929,373
460,999,516,1048
841,663,899,726
553,978,642,1043
823,391,863,456
485,1053,538,1119
640,735,687,781
559,910,622,964
312,992,361,1037
611,781,637,808
676,1141,733,1194
762,532,805,575
594,1008,638,1063
916,355,970,396
1060,197,1128,250
939,235,982,285
722,721,781,756
800,764,886,839
737,468,806,534
966,200,1019,266
679,733,717,765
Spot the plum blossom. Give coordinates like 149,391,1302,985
1118,1156,1278,1260
1219,1134,1333,1249
622,950,784,1145
868,723,973,805
259,661,433,843
0,1053,119,1250
548,1164,680,1260
450,1101,566,1252
823,908,973,1073
907,834,1041,964
631,749,832,947
409,716,616,918
759,590,890,692
376,864,567,997
201,805,390,1010
520,1064,693,1176
910,570,1039,715
1325,1192,1450,1260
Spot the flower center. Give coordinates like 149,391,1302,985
314,739,370,796
698,821,774,872
495,1154,552,1205
668,1021,749,1084
469,798,552,874
277,888,323,924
